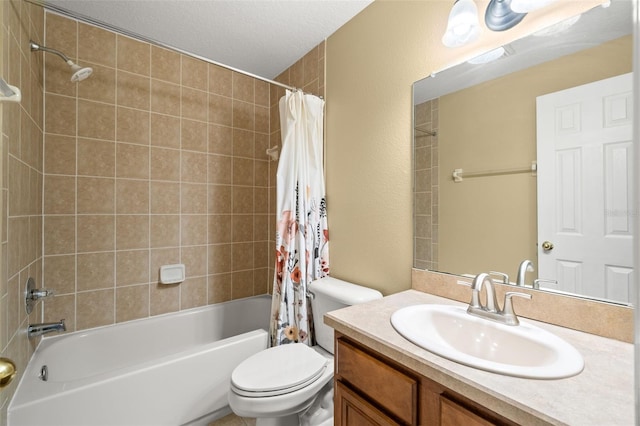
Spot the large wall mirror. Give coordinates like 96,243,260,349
413,1,633,306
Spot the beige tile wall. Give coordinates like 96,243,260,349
41,12,275,331
1,0,45,420
414,99,438,270
41,13,327,331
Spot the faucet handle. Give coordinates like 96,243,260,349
533,278,558,289
25,276,56,315
501,292,532,326
489,271,510,285
28,288,55,300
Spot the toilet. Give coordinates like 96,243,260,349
228,276,383,426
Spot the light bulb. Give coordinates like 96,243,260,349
442,0,481,48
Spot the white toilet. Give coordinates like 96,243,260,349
228,276,383,426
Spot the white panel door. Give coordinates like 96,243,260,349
536,73,633,303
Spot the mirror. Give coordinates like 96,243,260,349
413,1,633,305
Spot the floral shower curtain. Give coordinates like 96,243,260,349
270,90,329,347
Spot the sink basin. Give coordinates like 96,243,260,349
390,304,584,379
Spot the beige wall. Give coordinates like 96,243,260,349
325,0,603,295
439,36,632,279
1,0,45,419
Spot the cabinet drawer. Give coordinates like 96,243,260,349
336,338,418,424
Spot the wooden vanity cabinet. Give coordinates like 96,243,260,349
334,334,519,426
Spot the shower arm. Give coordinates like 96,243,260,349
29,41,72,64
29,40,93,82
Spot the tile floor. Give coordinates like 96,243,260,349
209,413,256,426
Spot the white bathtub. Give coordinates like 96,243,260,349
8,295,271,426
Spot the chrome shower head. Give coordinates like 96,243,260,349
29,40,93,82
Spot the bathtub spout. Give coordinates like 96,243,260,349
28,320,66,338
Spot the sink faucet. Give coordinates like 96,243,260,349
469,273,499,313
467,273,532,326
516,260,534,286
28,320,66,338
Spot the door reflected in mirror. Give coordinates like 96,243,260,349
413,1,633,305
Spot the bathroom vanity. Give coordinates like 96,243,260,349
326,290,634,425
334,334,518,425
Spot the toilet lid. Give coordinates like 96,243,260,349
231,344,328,397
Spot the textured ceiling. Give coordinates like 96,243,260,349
44,0,372,79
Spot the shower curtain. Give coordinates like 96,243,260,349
270,90,329,347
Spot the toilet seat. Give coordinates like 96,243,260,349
231,344,328,398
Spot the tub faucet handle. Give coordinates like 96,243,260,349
25,277,56,315
28,288,55,300
25,277,55,302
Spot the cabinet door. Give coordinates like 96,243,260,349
336,338,418,424
440,396,498,426
335,381,398,426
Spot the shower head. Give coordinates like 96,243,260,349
69,63,93,82
29,40,93,82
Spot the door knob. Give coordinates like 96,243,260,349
541,241,554,251
0,357,16,388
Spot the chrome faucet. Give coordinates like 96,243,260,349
25,277,55,315
469,273,499,313
516,260,534,286
28,320,66,338
467,273,532,326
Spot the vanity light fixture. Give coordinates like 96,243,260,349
485,0,527,31
509,0,556,13
444,0,568,46
442,0,481,48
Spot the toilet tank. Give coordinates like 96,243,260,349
308,277,383,354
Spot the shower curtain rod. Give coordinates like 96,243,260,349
26,0,299,93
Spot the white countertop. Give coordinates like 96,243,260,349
324,290,634,426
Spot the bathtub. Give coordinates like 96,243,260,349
8,295,271,426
